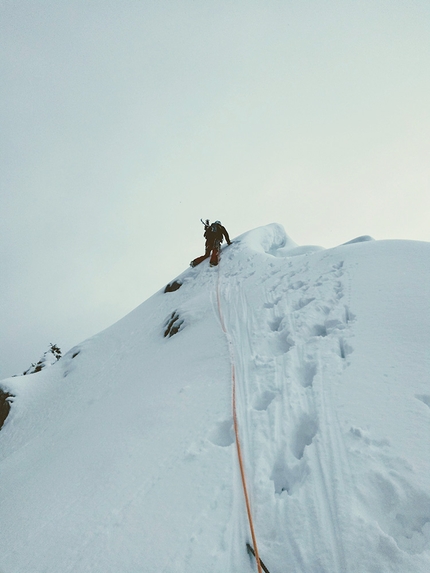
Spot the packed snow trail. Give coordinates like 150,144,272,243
215,256,264,573
1,224,430,573
218,234,351,572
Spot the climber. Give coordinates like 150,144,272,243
190,219,231,267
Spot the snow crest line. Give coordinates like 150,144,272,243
215,263,264,573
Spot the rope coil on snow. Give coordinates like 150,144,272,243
215,264,263,573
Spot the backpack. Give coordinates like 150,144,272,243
204,222,222,241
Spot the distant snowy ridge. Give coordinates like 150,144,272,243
1,224,429,573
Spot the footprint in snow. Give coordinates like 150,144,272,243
271,330,295,356
208,419,234,447
253,390,277,411
344,305,356,323
296,360,317,388
268,316,283,332
331,261,345,277
334,281,344,297
271,453,310,495
291,413,318,460
338,338,353,360
311,323,328,337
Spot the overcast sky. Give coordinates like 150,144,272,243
1,0,429,379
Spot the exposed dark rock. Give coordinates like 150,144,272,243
164,281,182,293
164,311,184,338
0,390,13,431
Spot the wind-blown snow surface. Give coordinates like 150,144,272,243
1,224,430,573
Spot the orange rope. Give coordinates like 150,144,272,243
215,267,263,573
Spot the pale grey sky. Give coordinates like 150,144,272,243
1,0,429,378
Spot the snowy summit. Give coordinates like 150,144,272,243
1,223,430,573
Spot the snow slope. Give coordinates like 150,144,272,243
1,224,430,573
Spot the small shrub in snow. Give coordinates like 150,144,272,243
23,343,62,375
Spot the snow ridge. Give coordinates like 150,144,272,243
1,224,430,573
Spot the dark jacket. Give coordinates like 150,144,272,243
204,222,231,246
